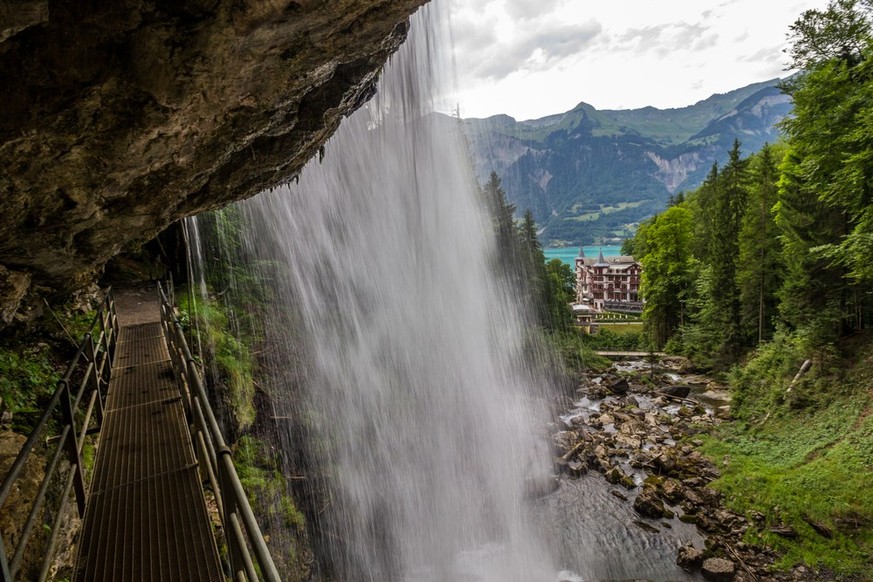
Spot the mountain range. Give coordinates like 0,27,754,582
457,78,792,246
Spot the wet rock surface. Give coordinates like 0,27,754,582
551,358,834,582
0,0,427,320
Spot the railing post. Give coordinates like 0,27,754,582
0,534,11,582
98,305,112,386
85,334,104,427
218,448,244,578
60,380,86,517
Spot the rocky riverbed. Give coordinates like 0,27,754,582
549,357,821,582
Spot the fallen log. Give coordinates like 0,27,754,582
786,359,812,393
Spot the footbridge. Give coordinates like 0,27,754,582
0,284,279,581
594,350,666,358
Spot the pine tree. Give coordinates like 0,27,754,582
776,0,873,340
737,145,782,344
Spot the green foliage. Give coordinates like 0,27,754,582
737,145,783,344
584,326,647,351
776,0,873,342
179,291,256,431
637,205,695,348
786,0,871,68
235,436,306,532
727,329,840,419
0,345,59,415
234,434,309,574
0,303,97,431
544,259,576,331
701,343,873,576
545,331,612,376
630,14,873,364
483,173,574,332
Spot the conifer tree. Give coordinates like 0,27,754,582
777,0,873,340
737,145,782,344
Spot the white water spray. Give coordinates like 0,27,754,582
193,5,563,580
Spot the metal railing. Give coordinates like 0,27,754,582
0,290,117,582
157,282,280,582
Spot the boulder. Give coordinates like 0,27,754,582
676,544,704,571
605,467,635,489
633,485,674,519
0,267,30,325
661,479,685,504
701,557,736,581
662,385,691,398
608,377,630,395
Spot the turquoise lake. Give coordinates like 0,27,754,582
544,245,622,267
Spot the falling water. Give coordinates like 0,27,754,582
181,4,716,580
188,5,562,580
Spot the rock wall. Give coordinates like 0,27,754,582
0,0,427,322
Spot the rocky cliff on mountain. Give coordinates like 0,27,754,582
0,0,427,324
462,80,792,246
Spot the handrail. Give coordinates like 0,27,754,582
157,282,281,582
0,289,117,582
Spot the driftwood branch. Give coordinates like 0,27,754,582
786,359,812,393
725,542,758,581
653,391,697,405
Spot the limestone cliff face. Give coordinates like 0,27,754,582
0,0,427,322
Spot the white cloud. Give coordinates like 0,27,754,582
503,0,564,20
446,0,832,120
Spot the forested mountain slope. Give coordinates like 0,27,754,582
459,79,791,246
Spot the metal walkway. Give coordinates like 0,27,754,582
74,308,222,581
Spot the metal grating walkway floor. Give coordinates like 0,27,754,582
75,315,223,582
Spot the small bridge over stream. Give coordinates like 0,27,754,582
595,350,666,358
0,284,280,582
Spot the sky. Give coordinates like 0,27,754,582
447,0,832,120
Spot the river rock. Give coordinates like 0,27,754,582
633,485,674,519
605,467,635,489
608,377,630,395
566,459,587,476
615,433,642,449
676,544,704,571
551,431,575,453
661,478,685,504
701,557,736,581
662,385,691,398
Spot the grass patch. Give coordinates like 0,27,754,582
566,201,649,223
596,323,644,334
698,333,873,577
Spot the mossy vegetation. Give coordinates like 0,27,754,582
0,303,97,432
234,435,311,577
178,291,256,431
700,334,873,577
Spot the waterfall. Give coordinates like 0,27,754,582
189,5,560,580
